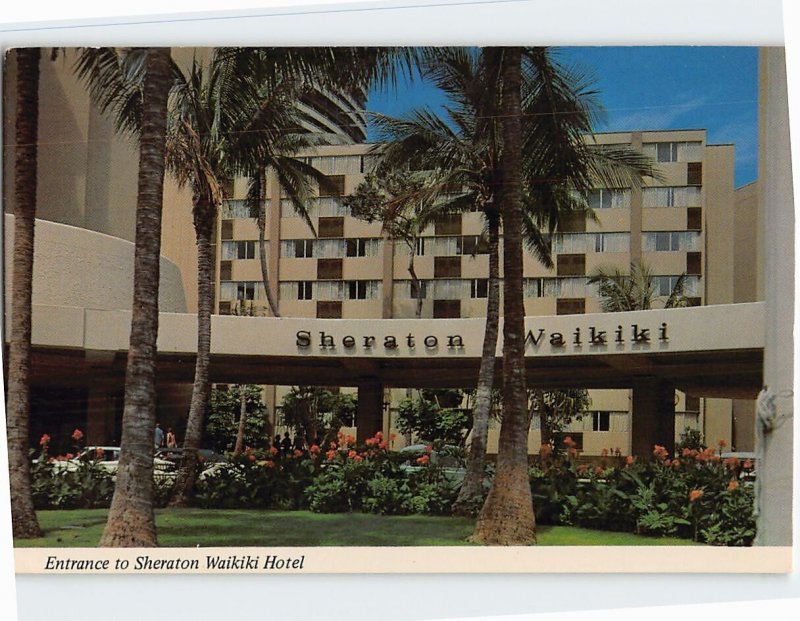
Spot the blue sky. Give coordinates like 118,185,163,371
367,47,759,188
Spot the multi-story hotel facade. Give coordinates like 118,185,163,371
211,131,759,455
3,49,761,457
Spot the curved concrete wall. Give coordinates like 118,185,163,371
3,214,187,314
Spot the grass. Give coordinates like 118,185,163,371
16,509,700,547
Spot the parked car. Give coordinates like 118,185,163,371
398,444,469,488
45,446,176,480
154,447,227,465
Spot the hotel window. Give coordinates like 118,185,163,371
643,231,701,252
220,220,234,240
587,188,631,210
434,214,462,236
221,199,263,219
594,233,629,253
458,235,489,256
284,239,314,258
642,141,702,163
434,299,461,318
556,298,585,315
219,261,232,281
415,238,426,256
298,281,313,300
319,175,346,197
346,238,380,257
559,211,586,232
409,279,428,299
318,216,344,238
470,279,488,299
432,279,468,300
687,207,703,231
654,275,686,297
524,278,542,298
316,239,346,259
687,162,703,185
317,301,342,319
686,252,702,275
317,259,343,280
220,281,263,302
434,256,462,278
642,186,701,208
346,280,380,300
592,411,611,432
556,254,586,276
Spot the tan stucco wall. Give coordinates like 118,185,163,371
3,214,187,321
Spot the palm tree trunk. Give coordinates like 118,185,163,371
256,170,280,317
99,48,171,547
472,47,536,545
170,199,214,506
454,211,500,514
233,388,247,456
408,246,423,318
7,47,43,539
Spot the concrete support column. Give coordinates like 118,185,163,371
631,379,676,457
357,381,384,443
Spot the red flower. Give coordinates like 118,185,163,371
264,460,275,469
269,446,278,456
71,428,84,442
378,441,388,450
723,457,740,470
64,453,74,460
329,441,338,450
728,480,739,492
309,444,320,455
347,450,358,460
689,489,704,502
671,459,680,468
326,450,337,461
247,453,256,462
743,459,753,470
375,431,384,440
424,445,433,454
652,445,669,461
39,434,51,447
718,439,727,449
416,455,430,466
539,443,552,457
293,449,304,458
563,436,576,448
625,455,635,466
593,466,604,477
576,464,588,474
352,455,363,463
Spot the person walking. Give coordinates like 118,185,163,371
166,428,177,448
154,423,165,449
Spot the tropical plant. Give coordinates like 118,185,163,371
204,385,268,454
279,386,357,448
7,47,44,539
395,390,472,446
588,261,690,311
75,47,173,546
528,388,591,449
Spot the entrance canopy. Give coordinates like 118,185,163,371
17,302,764,398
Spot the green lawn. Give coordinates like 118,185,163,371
16,509,700,547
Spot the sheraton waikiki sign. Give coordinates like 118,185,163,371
295,321,670,355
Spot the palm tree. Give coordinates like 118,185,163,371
366,48,655,518
7,47,44,539
588,262,690,311
72,48,174,546
167,47,417,503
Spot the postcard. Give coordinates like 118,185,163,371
2,41,793,578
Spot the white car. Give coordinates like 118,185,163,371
46,446,176,480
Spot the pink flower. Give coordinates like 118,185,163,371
269,446,278,456
293,449,304,458
352,455,363,463
326,450,337,461
652,445,669,461
378,441,388,450
309,444,320,455
347,450,358,460
375,431,384,440
718,439,727,449
723,457,740,470
39,434,51,447
71,429,84,442
743,459,753,470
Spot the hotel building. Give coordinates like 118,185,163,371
3,49,761,456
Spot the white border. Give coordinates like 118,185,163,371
1,1,797,620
